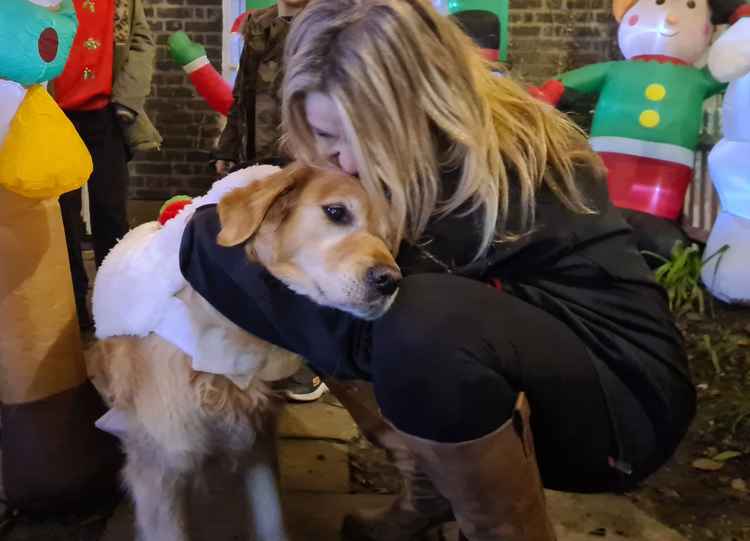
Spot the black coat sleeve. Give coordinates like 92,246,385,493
179,204,372,379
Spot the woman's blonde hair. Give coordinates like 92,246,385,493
282,0,604,259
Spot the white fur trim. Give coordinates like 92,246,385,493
93,164,281,343
153,296,198,357
183,56,210,74
590,136,695,167
95,408,134,439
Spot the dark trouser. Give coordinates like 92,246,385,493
619,208,688,267
368,274,686,493
59,106,130,316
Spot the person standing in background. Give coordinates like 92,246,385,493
212,0,308,174
54,0,162,330
212,0,329,403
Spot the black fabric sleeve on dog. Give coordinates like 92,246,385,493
179,204,372,380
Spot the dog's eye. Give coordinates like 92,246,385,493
323,204,351,225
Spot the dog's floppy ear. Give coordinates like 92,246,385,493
217,165,307,247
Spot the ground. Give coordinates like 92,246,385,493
629,302,750,541
1,241,748,539
347,301,750,541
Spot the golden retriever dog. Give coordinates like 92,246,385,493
87,165,400,541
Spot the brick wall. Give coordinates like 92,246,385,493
131,0,622,201
128,0,225,200
508,0,621,83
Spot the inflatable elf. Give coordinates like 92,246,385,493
533,0,746,259
701,4,750,304
0,0,121,513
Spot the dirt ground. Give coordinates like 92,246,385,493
351,301,750,541
2,298,748,541
630,302,750,541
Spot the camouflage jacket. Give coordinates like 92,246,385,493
214,6,290,166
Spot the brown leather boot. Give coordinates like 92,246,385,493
325,379,454,541
393,393,556,541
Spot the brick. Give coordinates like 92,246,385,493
156,6,192,18
184,21,221,33
164,20,184,32
131,0,623,200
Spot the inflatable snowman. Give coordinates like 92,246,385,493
533,0,745,260
701,11,750,304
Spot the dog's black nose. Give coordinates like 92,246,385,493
366,265,402,296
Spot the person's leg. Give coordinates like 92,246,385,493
87,107,130,268
272,363,329,402
619,208,688,267
327,379,453,541
59,186,91,329
368,274,631,540
371,274,619,487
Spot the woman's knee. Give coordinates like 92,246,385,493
371,274,516,366
370,275,517,442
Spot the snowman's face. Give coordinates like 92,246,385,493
618,0,714,64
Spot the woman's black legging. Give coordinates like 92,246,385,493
368,274,649,493
178,207,674,493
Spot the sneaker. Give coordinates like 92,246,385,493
273,364,329,403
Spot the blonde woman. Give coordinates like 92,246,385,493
180,0,696,539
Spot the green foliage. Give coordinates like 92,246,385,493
644,242,729,319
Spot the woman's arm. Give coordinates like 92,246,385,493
180,204,372,380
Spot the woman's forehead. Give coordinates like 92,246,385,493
305,92,343,133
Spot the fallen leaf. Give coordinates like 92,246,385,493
730,478,747,493
657,487,681,500
713,450,743,462
692,458,725,471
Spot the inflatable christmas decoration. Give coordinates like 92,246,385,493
174,0,511,116
436,0,509,62
532,0,746,259
167,0,276,116
168,31,233,116
0,0,121,514
701,8,750,304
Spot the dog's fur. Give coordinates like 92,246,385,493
87,165,399,541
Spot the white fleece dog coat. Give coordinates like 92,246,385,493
92,165,300,436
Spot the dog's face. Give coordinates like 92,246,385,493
217,165,401,320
